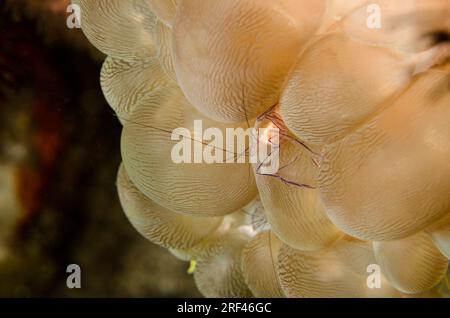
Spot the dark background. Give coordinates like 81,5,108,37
0,0,200,297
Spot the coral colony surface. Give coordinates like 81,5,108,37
73,0,450,297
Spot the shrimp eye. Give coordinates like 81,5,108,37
427,30,450,45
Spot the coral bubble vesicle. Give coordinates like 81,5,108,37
241,231,285,298
318,68,450,241
76,0,157,59
100,56,172,123
278,237,401,298
374,232,449,294
117,165,222,250
280,33,413,145
121,86,258,217
194,229,253,298
172,0,325,123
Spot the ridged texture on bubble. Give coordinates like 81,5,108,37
428,214,450,259
77,0,156,59
117,165,222,250
241,231,284,297
154,21,177,82
319,68,450,241
341,0,450,53
121,85,258,217
280,34,412,144
255,134,342,251
374,232,449,294
100,56,172,123
172,0,325,122
194,230,253,298
148,0,178,27
278,237,401,297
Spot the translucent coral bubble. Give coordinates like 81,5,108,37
241,231,285,297
148,0,178,27
280,33,413,145
100,56,172,123
318,67,450,241
278,237,401,297
76,0,156,59
254,113,342,251
121,85,258,217
256,143,341,250
194,229,253,298
374,231,449,294
172,0,325,123
117,165,222,250
427,214,450,259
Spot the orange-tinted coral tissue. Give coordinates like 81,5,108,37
76,0,450,298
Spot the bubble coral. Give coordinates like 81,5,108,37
75,0,450,297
